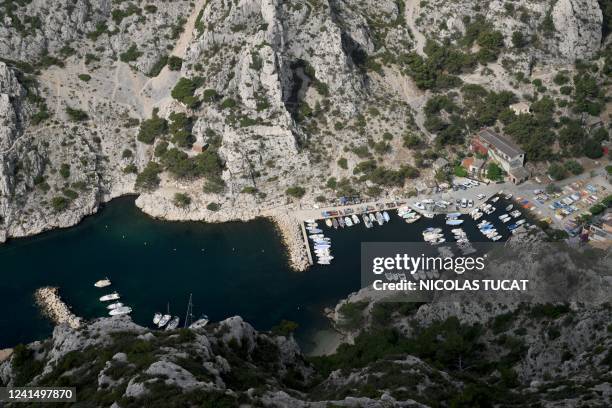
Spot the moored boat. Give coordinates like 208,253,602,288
344,217,353,227
109,306,132,316
107,302,123,310
351,214,360,224
94,278,111,288
325,219,333,227
153,313,162,325
338,217,345,228
100,292,120,302
446,219,464,225
382,211,390,222
158,314,171,327
375,212,384,226
165,316,180,330
332,218,339,229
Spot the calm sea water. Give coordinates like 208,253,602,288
0,196,515,351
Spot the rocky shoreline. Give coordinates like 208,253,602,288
34,287,81,329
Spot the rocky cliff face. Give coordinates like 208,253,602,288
414,0,603,63
0,0,608,242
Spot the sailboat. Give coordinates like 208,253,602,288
184,294,194,328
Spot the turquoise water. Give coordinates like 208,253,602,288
0,196,515,351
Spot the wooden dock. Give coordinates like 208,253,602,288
299,221,314,266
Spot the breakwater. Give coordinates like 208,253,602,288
34,287,81,329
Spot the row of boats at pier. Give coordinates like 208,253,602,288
305,220,334,265
94,278,133,316
321,211,391,230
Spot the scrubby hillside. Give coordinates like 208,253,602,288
1,303,610,407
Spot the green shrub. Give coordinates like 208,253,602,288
51,196,69,212
168,112,194,148
548,163,567,181
65,107,88,121
583,138,603,159
286,186,306,198
221,98,237,109
137,109,168,144
62,188,78,200
59,163,71,179
123,164,137,174
271,320,298,337
241,186,257,194
167,56,183,71
207,202,220,211
454,165,468,177
119,44,142,63
135,162,162,191
337,157,348,169
173,193,191,208
486,162,503,181
171,77,203,108
78,74,91,82
564,160,583,175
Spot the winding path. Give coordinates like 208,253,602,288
405,0,426,56
138,0,207,116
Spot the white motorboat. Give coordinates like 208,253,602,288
423,213,434,218
304,219,315,224
100,292,120,302
369,213,376,223
351,214,360,224
506,204,513,211
375,212,384,226
344,217,353,227
165,317,180,330
382,211,390,222
491,197,500,203
516,219,526,225
94,278,111,288
510,210,521,218
505,193,513,199
325,219,333,227
446,219,464,225
153,313,162,325
362,214,372,228
307,227,323,233
405,215,421,223
158,314,171,328
107,302,123,310
190,316,210,329
109,306,132,316
307,222,318,228
414,202,425,210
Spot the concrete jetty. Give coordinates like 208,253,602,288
35,287,81,329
